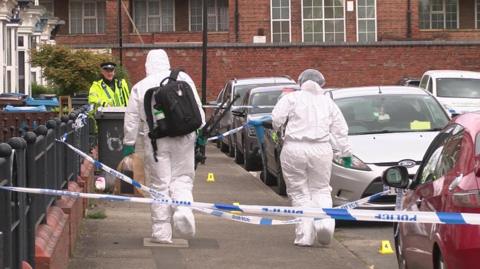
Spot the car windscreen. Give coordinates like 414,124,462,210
335,94,449,135
233,83,294,105
436,78,480,98
248,91,283,114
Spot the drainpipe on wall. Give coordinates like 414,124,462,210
118,0,123,66
201,0,208,105
406,0,412,39
235,0,239,42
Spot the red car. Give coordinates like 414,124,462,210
382,112,480,269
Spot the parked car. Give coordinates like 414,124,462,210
231,85,299,171
262,86,450,207
419,70,480,115
398,77,420,87
216,76,296,157
382,112,480,269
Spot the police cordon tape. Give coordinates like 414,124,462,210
56,136,305,225
1,185,480,225
59,117,389,225
57,135,381,225
64,112,392,222
57,132,389,225
203,105,275,109
206,124,246,141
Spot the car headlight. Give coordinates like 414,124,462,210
333,155,371,171
248,126,256,137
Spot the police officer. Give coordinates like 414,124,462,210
88,61,130,109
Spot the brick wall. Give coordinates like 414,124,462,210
53,0,480,46
119,43,480,101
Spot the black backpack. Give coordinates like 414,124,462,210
144,69,203,161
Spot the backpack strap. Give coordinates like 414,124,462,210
144,87,158,162
170,69,183,81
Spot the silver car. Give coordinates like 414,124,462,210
216,77,296,156
329,86,450,208
231,85,300,171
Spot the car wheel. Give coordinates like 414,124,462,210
434,247,447,269
394,224,408,269
273,167,287,196
243,143,258,171
261,159,276,186
228,135,235,157
234,144,244,164
220,140,229,153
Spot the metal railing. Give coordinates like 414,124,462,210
0,106,90,269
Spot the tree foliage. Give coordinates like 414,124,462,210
30,45,128,96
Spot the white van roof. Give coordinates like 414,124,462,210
423,70,480,79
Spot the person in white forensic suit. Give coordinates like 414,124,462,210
271,69,352,247
123,49,205,243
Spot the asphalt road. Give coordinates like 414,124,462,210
237,157,398,269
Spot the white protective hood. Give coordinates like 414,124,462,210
145,49,171,76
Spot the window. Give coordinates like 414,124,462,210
419,0,458,29
356,0,376,42
416,125,463,185
133,0,174,32
189,0,229,32
69,0,105,34
477,0,480,28
271,0,291,43
39,0,54,16
302,0,345,43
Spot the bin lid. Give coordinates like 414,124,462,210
95,106,126,119
4,105,47,112
25,96,59,107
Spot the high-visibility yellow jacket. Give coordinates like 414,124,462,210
88,78,130,109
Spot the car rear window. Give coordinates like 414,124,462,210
233,83,295,105
436,78,480,98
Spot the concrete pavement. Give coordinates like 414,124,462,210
68,145,370,269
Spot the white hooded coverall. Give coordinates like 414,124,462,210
123,49,205,243
272,80,350,246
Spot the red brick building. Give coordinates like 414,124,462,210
41,0,480,99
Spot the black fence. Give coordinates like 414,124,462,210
0,106,90,269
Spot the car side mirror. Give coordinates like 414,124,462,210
232,109,246,117
262,119,273,129
382,166,410,189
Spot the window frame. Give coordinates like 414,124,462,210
419,0,459,30
133,0,176,33
301,0,346,43
69,0,106,34
39,0,55,16
270,0,292,43
476,0,480,29
188,0,229,32
356,0,377,42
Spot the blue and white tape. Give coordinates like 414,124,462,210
203,105,275,109
72,113,88,131
0,186,299,226
207,125,246,141
2,185,480,226
55,139,303,225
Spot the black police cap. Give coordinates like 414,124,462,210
100,62,116,70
